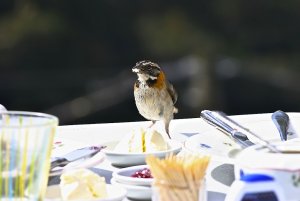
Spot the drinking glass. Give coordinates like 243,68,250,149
152,178,207,201
0,111,58,201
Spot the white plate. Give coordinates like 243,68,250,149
111,178,152,200
102,140,182,167
184,113,300,163
45,184,126,201
184,132,241,163
112,165,153,186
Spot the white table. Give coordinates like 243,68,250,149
53,113,300,201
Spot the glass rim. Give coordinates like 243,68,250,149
0,110,59,128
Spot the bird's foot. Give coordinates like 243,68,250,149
148,120,156,128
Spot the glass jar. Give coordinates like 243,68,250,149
152,178,207,201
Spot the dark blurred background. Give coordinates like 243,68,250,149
1,0,300,125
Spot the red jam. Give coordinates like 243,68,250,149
131,168,153,178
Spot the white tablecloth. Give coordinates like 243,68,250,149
53,113,300,201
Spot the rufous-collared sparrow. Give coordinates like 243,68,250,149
132,60,178,138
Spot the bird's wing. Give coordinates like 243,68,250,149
166,81,178,105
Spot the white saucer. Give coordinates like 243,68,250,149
111,178,152,200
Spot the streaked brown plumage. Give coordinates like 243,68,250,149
132,60,178,138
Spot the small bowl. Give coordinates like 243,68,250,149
102,140,182,167
112,165,153,186
111,178,152,201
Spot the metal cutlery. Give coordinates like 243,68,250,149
200,110,255,149
271,110,289,141
200,110,281,153
50,145,106,170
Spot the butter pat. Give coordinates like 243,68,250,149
60,169,107,200
128,128,146,152
114,128,169,153
145,129,169,152
113,128,144,153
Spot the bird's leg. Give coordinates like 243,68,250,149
148,120,156,128
164,120,171,139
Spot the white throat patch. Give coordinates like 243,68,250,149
137,73,157,83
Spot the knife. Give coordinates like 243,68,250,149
200,110,281,153
50,145,106,170
200,110,255,148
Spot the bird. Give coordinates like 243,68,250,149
132,60,178,138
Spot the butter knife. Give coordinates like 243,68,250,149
200,110,255,148
50,145,106,170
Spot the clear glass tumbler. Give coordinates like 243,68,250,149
152,178,207,201
0,111,58,201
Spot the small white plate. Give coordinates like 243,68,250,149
102,140,182,167
111,178,152,201
45,184,126,201
112,165,153,186
184,132,240,163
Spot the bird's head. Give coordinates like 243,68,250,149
132,60,161,82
